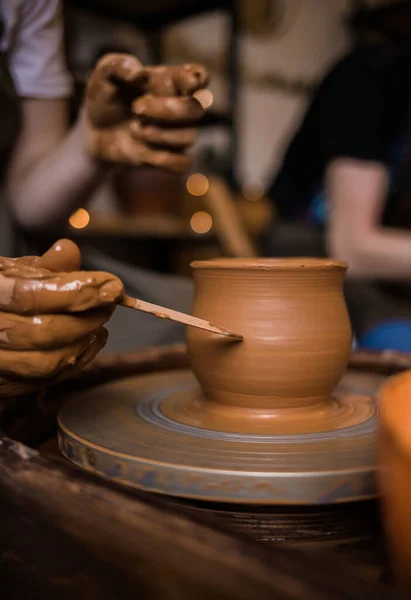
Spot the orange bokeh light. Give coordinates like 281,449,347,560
69,208,90,229
190,211,213,234
186,173,210,197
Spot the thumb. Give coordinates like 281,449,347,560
36,239,82,272
173,64,209,95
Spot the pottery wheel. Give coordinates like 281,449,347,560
58,369,381,504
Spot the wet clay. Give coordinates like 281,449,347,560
85,54,208,173
0,329,107,380
0,307,113,351
141,64,209,97
58,367,378,504
0,240,123,314
36,238,81,271
0,329,107,398
0,239,122,395
161,388,374,435
378,372,411,593
185,258,353,435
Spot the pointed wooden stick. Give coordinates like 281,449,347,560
120,295,243,341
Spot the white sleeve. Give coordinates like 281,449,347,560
8,0,73,98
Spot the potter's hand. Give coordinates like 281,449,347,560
0,239,123,397
85,53,208,173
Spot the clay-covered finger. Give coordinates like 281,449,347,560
132,95,204,125
87,126,191,173
46,326,109,383
95,53,146,86
172,64,209,95
0,328,108,396
51,327,109,382
36,239,82,272
14,256,39,267
0,329,107,380
86,77,127,127
0,270,123,315
139,147,190,173
145,64,209,96
87,53,146,126
5,240,81,274
129,121,197,149
0,306,114,350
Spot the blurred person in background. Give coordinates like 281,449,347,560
263,0,411,352
0,0,208,356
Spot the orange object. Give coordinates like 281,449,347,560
379,370,411,593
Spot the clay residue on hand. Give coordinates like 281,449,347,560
85,53,208,173
142,64,209,97
0,243,123,315
0,307,114,350
36,238,82,272
0,239,122,396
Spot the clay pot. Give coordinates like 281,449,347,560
186,258,352,434
379,371,411,593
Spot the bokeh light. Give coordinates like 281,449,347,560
69,208,90,229
193,89,214,109
186,173,209,196
242,181,265,202
190,211,213,234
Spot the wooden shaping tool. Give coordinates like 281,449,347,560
120,295,243,341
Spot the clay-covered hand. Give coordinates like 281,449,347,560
0,239,124,397
85,53,209,173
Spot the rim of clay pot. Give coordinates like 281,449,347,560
190,257,347,270
379,370,411,456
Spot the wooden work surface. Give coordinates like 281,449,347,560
32,436,395,590
0,436,401,600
